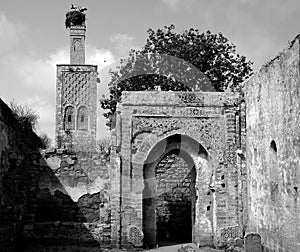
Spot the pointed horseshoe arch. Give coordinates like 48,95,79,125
143,134,214,247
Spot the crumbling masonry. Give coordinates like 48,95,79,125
0,12,299,252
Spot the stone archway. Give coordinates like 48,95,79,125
110,91,246,248
142,134,212,248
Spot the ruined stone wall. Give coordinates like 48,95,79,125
23,149,112,249
0,98,112,251
0,98,42,251
244,36,300,251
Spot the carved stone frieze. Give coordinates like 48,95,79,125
132,106,224,117
121,91,239,107
131,116,226,162
178,92,205,105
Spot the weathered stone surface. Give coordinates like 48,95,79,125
218,226,243,243
234,237,243,247
0,97,112,250
155,154,194,244
244,35,300,252
244,233,262,252
55,63,98,153
70,25,86,65
178,244,196,252
46,156,61,170
113,90,245,248
0,99,43,251
127,225,143,247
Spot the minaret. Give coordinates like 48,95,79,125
70,24,86,64
55,6,98,152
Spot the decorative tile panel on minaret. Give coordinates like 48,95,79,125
55,6,98,152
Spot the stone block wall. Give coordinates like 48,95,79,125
244,36,300,251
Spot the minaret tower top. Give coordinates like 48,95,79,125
56,5,98,152
65,5,88,65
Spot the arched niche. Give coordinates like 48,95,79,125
269,140,279,202
77,105,88,130
73,39,81,51
64,105,75,130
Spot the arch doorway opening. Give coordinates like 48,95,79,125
142,134,208,248
156,150,196,245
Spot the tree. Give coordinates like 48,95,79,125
100,25,253,128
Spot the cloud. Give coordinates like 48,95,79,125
110,33,138,56
161,0,180,9
9,52,65,93
161,0,195,9
86,45,116,139
86,44,115,70
0,12,25,55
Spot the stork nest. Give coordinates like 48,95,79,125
65,11,85,28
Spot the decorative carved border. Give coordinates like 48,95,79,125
131,116,225,162
132,106,224,118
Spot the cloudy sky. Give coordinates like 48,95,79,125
1,0,300,144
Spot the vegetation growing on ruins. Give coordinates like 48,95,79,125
10,100,39,130
100,25,253,128
97,136,111,154
9,101,51,149
38,133,52,149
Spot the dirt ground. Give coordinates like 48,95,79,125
143,243,224,252
24,244,225,252
101,243,224,252
24,243,225,252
